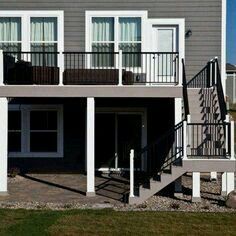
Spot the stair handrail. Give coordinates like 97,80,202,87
213,58,228,121
129,120,186,197
186,61,211,88
182,59,190,119
135,120,185,172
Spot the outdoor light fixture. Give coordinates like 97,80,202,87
185,29,192,38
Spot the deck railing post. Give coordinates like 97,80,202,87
58,51,64,86
129,149,134,198
183,120,188,160
118,50,123,86
230,120,235,160
225,115,229,155
0,50,4,85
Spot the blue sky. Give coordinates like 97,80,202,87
227,0,236,64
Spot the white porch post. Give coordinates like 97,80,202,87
226,173,235,195
192,172,201,202
222,172,235,196
210,172,217,181
86,97,95,197
0,98,8,194
221,172,227,196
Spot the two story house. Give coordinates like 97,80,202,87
0,0,234,204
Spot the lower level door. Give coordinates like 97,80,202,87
95,113,115,169
117,114,142,168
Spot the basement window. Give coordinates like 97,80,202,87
8,105,63,158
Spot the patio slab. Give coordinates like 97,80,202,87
0,174,130,205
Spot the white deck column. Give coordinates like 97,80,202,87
221,172,227,196
222,172,235,196
0,98,8,194
192,172,201,202
226,172,235,195
86,97,95,197
210,172,217,181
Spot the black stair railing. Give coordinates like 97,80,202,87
213,58,228,121
186,61,211,88
187,122,231,158
182,59,190,119
133,120,185,181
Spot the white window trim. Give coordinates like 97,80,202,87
0,11,64,52
8,104,64,158
85,11,148,52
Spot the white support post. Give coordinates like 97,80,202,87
210,172,217,181
183,120,187,160
129,149,134,198
0,98,8,194
226,172,235,195
221,172,227,196
118,50,123,86
222,172,235,196
225,115,230,154
58,51,64,86
192,172,201,202
0,50,4,85
86,97,95,197
230,120,235,160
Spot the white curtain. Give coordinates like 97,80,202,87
30,17,57,66
31,17,57,42
0,17,21,41
92,17,114,41
119,17,141,42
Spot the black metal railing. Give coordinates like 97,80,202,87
134,120,184,177
187,61,212,88
213,58,228,121
122,52,179,84
63,52,122,85
182,59,189,119
2,51,180,85
3,51,59,85
187,122,230,158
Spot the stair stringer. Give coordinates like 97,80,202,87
129,165,187,205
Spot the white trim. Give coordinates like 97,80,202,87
8,104,64,158
0,11,64,52
221,0,227,94
147,18,185,86
85,11,148,52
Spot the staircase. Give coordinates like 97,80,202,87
128,58,233,205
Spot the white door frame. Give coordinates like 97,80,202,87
151,26,177,84
95,107,147,172
146,19,185,86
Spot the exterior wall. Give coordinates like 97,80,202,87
8,98,174,172
0,0,222,80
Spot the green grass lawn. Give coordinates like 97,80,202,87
0,209,235,236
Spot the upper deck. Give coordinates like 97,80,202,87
0,51,182,98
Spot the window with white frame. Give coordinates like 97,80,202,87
8,105,63,158
0,17,21,52
30,17,58,66
88,12,144,67
0,11,63,54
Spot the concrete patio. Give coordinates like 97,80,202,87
0,174,130,205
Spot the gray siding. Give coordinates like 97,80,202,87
0,0,222,80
